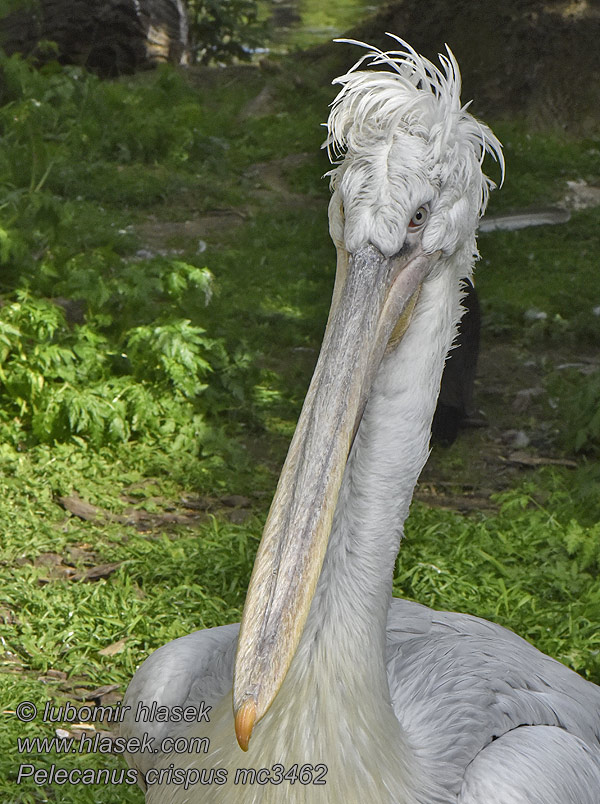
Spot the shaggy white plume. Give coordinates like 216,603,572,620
325,35,504,257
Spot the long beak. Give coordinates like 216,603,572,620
233,241,438,750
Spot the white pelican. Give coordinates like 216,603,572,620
122,37,600,803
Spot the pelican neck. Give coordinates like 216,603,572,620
302,263,462,662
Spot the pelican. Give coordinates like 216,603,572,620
122,37,600,803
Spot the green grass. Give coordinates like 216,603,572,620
0,49,599,803
487,123,600,210
398,477,600,680
478,207,600,337
0,446,258,678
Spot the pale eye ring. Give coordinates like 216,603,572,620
408,205,430,230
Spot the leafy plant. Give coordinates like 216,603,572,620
186,0,265,64
562,518,600,574
548,368,600,456
0,278,251,451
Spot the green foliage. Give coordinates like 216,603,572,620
186,0,265,64
547,369,600,455
477,126,600,341
0,0,38,14
0,52,236,228
126,320,214,397
398,480,600,680
477,208,600,341
563,517,600,573
0,48,267,462
0,282,250,452
486,124,600,213
0,51,259,456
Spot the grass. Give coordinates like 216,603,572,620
477,207,600,339
0,47,599,803
398,478,600,680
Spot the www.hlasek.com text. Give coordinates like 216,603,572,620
15,699,327,789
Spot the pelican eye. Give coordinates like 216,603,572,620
408,205,429,230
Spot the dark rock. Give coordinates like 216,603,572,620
0,0,188,76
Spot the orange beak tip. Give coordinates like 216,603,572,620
234,699,257,752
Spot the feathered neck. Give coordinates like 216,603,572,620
299,258,463,668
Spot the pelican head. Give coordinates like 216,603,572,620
233,36,503,750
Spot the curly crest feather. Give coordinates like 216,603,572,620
324,36,504,257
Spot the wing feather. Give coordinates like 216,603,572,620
122,623,239,776
458,726,600,804
386,599,600,799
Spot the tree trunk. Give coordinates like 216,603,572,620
0,0,188,76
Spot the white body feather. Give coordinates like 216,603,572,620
122,38,600,802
